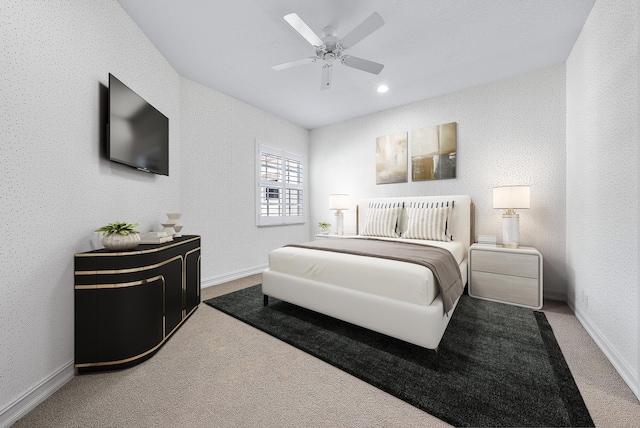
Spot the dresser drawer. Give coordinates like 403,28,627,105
470,271,540,308
471,249,539,279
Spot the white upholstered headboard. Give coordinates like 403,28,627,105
356,195,473,252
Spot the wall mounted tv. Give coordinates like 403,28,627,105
107,74,169,176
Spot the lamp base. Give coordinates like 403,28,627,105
502,214,519,248
334,210,344,235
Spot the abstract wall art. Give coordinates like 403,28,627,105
411,122,457,181
375,131,408,184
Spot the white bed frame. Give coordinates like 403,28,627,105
262,195,472,350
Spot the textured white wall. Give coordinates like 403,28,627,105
309,65,567,295
179,79,310,283
3,0,636,418
566,0,638,395
0,0,180,416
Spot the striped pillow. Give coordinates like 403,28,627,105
361,203,402,237
403,202,453,241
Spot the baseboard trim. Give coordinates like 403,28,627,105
0,360,75,428
567,298,639,400
201,264,267,289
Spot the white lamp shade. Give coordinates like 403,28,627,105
493,186,530,209
329,194,349,210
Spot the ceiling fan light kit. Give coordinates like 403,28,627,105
273,12,386,90
321,63,333,91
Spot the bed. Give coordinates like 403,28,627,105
262,195,472,351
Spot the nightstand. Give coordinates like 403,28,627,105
468,244,543,309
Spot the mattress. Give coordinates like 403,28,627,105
267,237,465,307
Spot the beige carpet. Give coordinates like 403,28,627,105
13,275,640,427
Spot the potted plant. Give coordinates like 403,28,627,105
318,221,332,234
95,221,141,251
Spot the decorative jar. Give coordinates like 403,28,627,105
102,233,140,251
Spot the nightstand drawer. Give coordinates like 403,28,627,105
471,271,540,308
471,250,539,279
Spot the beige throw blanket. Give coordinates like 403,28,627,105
286,238,463,314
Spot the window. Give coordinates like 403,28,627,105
256,141,305,226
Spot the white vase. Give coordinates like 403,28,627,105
166,213,182,226
102,233,140,251
165,213,183,237
161,223,176,236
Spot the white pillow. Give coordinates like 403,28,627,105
403,202,453,241
361,203,402,237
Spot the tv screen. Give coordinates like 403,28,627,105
108,74,169,176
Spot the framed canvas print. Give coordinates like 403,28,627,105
376,132,408,184
411,122,457,181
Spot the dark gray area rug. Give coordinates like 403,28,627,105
205,285,593,427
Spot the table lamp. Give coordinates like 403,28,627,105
329,194,349,235
493,185,530,248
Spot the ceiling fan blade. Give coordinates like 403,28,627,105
320,64,333,91
272,57,316,71
284,13,324,47
342,56,384,75
339,12,385,49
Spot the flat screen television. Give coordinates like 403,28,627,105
107,74,169,176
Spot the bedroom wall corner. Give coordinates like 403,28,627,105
566,0,639,400
178,77,310,285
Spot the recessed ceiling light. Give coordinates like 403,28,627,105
377,85,389,93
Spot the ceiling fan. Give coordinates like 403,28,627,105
272,12,385,91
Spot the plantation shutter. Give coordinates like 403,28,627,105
256,141,305,226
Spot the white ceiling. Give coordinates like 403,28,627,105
116,0,595,129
